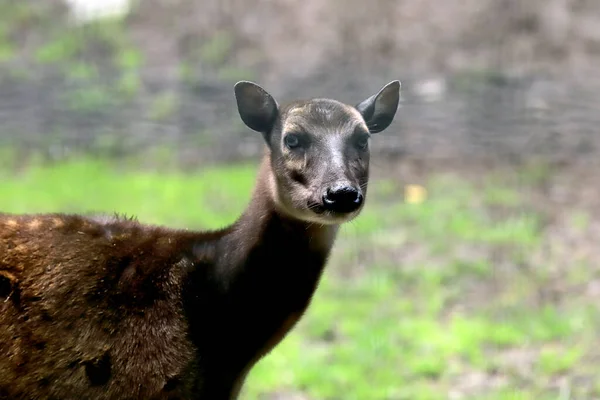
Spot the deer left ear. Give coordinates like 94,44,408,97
356,80,400,133
234,81,279,135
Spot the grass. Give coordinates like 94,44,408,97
1,159,598,399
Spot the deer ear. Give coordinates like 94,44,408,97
356,80,400,133
234,81,279,134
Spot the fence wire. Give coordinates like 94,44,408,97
1,0,600,166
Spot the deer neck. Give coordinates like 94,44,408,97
184,155,340,383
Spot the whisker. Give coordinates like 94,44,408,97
307,202,321,211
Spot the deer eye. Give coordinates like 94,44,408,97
355,134,370,150
284,133,302,150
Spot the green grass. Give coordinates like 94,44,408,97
0,159,255,229
1,159,598,399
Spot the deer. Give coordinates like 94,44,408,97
0,80,400,399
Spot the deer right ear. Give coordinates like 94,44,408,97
356,80,401,134
234,81,279,134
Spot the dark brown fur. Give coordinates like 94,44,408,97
0,81,400,399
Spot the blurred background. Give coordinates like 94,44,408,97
1,0,599,398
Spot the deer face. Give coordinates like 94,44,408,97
234,81,400,225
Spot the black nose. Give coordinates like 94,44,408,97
322,185,364,213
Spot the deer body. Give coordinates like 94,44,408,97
0,81,400,399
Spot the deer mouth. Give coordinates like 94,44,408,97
306,200,363,224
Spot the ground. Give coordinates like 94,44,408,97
1,157,598,400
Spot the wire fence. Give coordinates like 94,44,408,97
1,0,600,167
